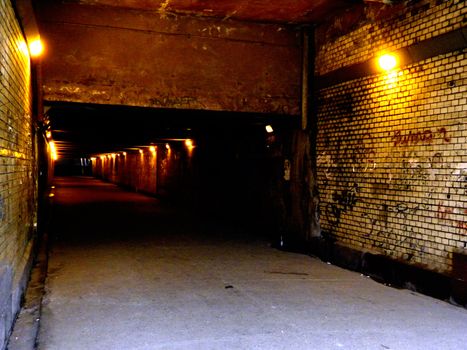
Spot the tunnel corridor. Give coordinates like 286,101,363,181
36,177,467,349
45,102,304,247
1,0,466,348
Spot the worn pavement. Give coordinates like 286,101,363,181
37,177,467,350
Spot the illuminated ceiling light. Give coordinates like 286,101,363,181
149,146,156,153
265,125,274,133
185,139,194,148
29,38,44,58
378,53,397,71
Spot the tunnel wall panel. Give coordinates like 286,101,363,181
93,146,184,197
37,2,301,115
315,0,466,275
0,1,37,348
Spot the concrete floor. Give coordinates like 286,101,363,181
38,177,467,350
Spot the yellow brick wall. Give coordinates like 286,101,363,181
316,0,465,75
0,0,37,318
315,0,466,274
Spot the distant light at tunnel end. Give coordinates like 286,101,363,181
378,53,397,71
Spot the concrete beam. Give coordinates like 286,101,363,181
37,3,301,115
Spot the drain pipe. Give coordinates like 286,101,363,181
301,26,322,249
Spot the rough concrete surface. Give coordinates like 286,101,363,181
38,177,467,350
7,237,47,350
38,2,301,115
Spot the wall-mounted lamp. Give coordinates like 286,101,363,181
378,53,398,71
29,38,44,58
46,131,52,139
49,141,57,160
139,149,143,154
165,143,170,150
185,139,194,148
149,146,156,153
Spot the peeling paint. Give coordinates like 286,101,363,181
40,4,301,115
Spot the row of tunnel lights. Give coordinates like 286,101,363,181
90,139,194,162
50,125,272,162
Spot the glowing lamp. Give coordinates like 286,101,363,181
165,143,170,150
49,141,58,160
185,139,193,148
29,39,44,58
378,53,397,71
139,149,143,154
265,125,274,133
149,146,156,153
122,152,127,156
46,131,52,139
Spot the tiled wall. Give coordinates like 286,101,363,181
0,0,37,346
315,0,466,274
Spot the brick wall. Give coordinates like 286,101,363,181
315,0,466,274
0,0,37,347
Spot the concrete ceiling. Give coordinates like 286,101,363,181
72,0,360,24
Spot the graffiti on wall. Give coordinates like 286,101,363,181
437,202,467,235
339,132,376,172
325,182,359,228
392,127,450,147
319,123,467,264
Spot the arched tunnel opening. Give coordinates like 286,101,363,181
46,102,303,245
